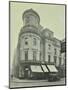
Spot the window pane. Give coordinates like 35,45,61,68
54,48,57,55
48,55,51,63
54,56,57,65
25,41,28,45
33,38,36,45
25,38,28,45
33,51,36,61
48,44,51,50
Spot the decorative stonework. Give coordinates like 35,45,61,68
13,8,64,79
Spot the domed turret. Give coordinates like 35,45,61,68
22,8,40,27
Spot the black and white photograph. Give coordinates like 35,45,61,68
9,1,66,88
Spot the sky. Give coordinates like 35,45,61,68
10,2,65,68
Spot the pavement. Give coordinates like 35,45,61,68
10,77,66,88
10,77,47,83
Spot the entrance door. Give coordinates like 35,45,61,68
24,68,31,79
24,68,29,78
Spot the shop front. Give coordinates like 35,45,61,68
18,64,52,79
46,65,60,81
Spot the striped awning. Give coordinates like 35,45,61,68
41,65,49,72
47,65,58,72
30,65,43,73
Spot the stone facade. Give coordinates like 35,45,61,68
13,9,64,78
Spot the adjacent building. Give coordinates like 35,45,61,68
60,39,66,77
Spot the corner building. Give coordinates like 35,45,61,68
13,9,62,79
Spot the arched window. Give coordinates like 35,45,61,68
25,41,28,45
54,48,57,55
25,37,28,45
48,44,51,50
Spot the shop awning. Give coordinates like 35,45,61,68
41,65,49,72
47,65,58,72
30,65,43,73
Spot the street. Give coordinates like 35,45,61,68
10,78,66,88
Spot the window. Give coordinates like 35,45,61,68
33,51,36,61
25,51,28,61
33,38,36,45
25,41,28,45
54,48,57,55
25,38,28,45
48,55,51,63
59,57,61,65
48,44,51,50
40,52,41,60
25,37,28,39
59,50,61,56
54,56,57,65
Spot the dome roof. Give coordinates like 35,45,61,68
22,8,40,22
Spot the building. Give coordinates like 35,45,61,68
12,9,63,79
61,39,66,65
59,39,66,77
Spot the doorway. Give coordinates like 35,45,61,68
24,68,29,78
24,68,31,79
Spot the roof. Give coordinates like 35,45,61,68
42,28,53,34
22,8,40,22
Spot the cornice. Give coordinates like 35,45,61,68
19,25,42,38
